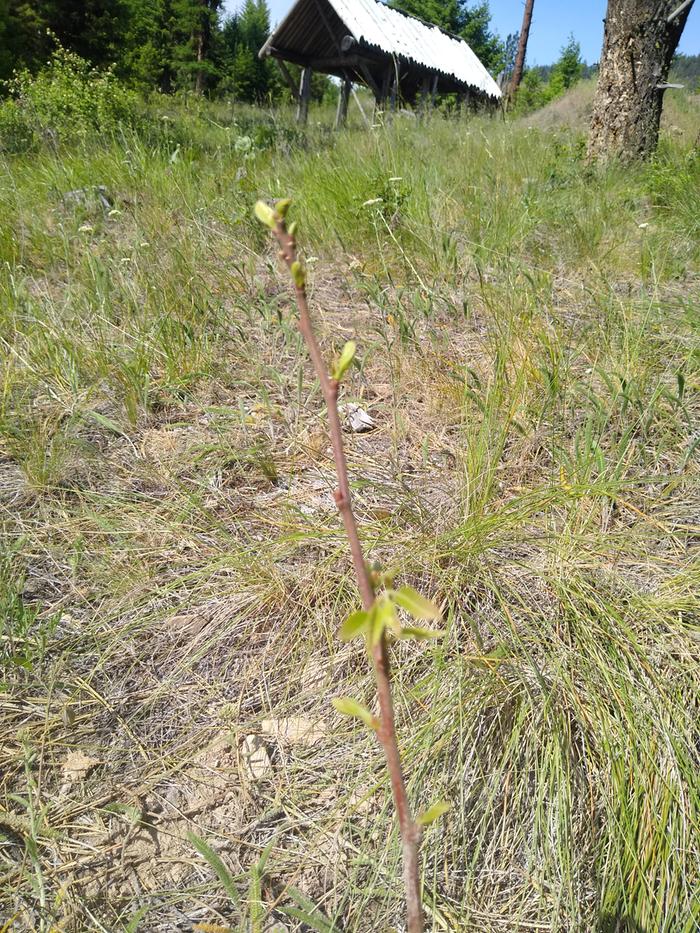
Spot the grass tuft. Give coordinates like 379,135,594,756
1,91,698,931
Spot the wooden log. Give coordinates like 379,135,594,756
276,59,299,102
389,68,398,111
297,66,311,124
430,74,438,108
358,62,380,101
335,75,351,129
351,86,371,127
380,65,392,108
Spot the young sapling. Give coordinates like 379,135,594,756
254,197,449,933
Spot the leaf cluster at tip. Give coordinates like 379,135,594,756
339,585,442,646
253,197,294,229
331,340,356,382
254,200,276,229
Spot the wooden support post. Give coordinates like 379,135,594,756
389,65,399,111
276,59,299,102
430,74,438,108
419,74,430,116
335,75,351,129
379,65,392,110
351,86,371,127
296,66,311,124
358,62,380,102
389,59,401,111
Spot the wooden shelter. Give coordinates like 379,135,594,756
259,0,501,125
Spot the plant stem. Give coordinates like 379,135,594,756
271,218,424,933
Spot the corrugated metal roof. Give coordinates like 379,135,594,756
261,0,502,99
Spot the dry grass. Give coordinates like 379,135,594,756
1,89,699,932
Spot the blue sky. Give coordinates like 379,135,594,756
224,0,700,65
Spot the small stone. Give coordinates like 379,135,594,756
341,403,376,433
63,750,99,780
62,186,112,211
241,735,273,781
60,750,100,793
260,717,326,746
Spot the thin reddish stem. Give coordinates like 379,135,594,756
270,216,424,933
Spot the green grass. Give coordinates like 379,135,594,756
0,93,698,932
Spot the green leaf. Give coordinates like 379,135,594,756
332,696,379,730
416,800,451,826
290,260,306,287
280,888,339,933
254,200,276,229
248,836,276,933
255,836,276,875
82,409,126,437
124,905,151,933
399,625,444,640
677,371,685,401
392,585,441,620
288,220,298,237
248,864,264,933
331,340,356,382
339,608,370,641
187,831,241,907
275,197,292,217
469,644,509,670
371,596,399,644
103,801,142,824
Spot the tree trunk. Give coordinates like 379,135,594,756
194,33,206,94
587,0,694,162
509,0,535,100
194,0,212,95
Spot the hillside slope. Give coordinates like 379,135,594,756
522,77,700,145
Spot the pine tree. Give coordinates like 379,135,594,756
119,0,176,90
588,0,694,161
547,34,583,96
221,0,278,102
171,0,222,93
0,1,55,77
0,0,10,79
460,2,505,72
44,0,131,68
508,0,533,97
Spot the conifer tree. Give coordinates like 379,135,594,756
389,0,462,32
120,0,176,90
547,34,583,96
222,0,278,102
171,0,222,93
47,0,131,68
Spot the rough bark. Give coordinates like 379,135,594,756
509,0,535,100
587,0,694,162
